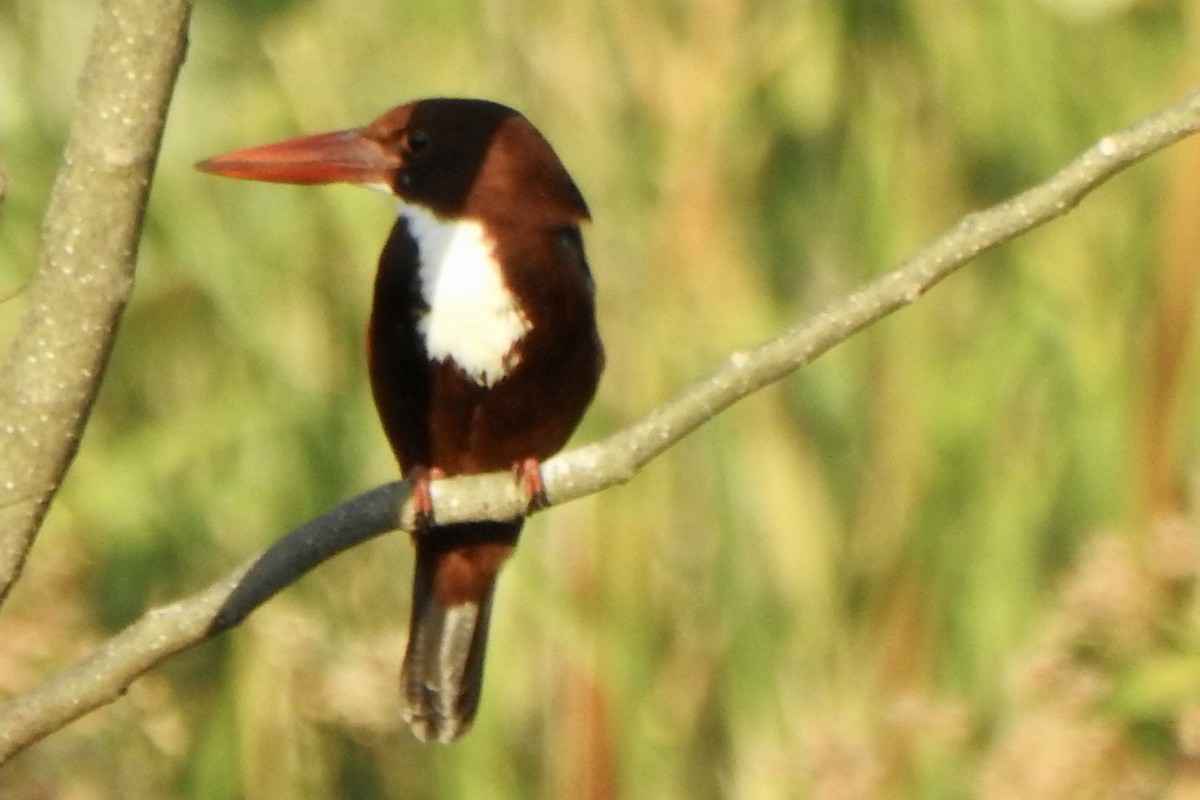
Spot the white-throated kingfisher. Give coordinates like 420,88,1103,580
198,98,603,743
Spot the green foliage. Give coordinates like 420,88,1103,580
4,0,1200,797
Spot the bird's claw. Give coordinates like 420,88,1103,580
514,458,549,513
408,466,445,531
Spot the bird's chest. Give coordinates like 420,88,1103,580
401,206,531,388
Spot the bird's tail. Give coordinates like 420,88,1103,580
402,520,522,743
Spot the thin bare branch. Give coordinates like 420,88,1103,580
1,83,1198,764
0,0,192,604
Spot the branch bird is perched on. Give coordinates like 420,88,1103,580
198,98,604,743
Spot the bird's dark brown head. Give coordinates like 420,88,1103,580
197,98,589,225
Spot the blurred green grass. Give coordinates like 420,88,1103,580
4,0,1200,797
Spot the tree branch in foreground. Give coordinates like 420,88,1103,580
0,0,192,607
2,85,1199,764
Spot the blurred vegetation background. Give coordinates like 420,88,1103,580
4,0,1200,797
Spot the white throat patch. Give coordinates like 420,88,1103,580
401,204,531,387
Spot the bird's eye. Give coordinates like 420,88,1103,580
405,129,430,156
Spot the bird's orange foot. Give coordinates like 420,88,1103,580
408,466,445,531
514,458,549,512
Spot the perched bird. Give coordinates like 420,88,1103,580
198,98,603,743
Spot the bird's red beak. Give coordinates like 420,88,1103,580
196,128,401,186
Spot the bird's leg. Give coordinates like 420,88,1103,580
514,457,549,513
407,466,445,531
